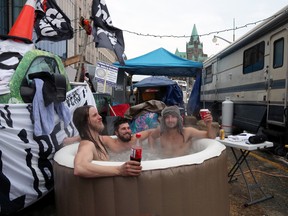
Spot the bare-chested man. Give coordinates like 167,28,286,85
149,106,216,158
101,117,153,153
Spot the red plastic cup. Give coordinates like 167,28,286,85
199,109,210,120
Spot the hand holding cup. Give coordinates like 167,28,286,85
199,109,213,124
200,109,210,119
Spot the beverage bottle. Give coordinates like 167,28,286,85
220,129,225,140
130,133,142,162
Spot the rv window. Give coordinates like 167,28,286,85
204,65,212,84
273,38,284,68
243,41,265,74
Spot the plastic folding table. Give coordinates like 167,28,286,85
217,137,274,206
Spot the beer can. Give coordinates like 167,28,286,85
220,129,225,140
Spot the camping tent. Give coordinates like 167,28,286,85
113,47,202,76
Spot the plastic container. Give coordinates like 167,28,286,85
222,97,233,135
199,109,210,119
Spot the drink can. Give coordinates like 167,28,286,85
220,129,225,140
130,146,142,162
199,109,210,119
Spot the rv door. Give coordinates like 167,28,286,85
267,29,288,126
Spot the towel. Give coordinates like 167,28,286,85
33,79,71,136
227,133,254,143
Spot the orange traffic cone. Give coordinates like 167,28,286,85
3,0,36,43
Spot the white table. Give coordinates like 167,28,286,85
217,137,274,206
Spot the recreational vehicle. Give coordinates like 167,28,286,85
201,5,288,154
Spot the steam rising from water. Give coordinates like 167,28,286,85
108,139,199,162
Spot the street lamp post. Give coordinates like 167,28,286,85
212,35,232,44
213,18,235,44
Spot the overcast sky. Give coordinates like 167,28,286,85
106,0,288,59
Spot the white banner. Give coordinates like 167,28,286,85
0,84,95,214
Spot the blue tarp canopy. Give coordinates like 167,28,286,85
134,76,176,88
114,47,203,77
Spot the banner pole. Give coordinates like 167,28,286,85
103,73,107,93
75,32,88,82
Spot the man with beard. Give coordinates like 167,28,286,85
149,105,216,158
72,105,142,178
101,117,153,153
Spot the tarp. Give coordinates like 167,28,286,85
133,76,184,108
187,72,202,115
134,76,176,87
113,47,203,77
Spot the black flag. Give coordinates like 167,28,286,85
34,0,73,42
92,0,125,65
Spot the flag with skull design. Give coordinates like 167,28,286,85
92,0,125,65
34,0,73,42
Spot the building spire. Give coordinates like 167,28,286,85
190,24,199,43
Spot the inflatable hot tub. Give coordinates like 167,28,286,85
53,138,229,216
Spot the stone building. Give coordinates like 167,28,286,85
174,24,208,91
175,24,208,62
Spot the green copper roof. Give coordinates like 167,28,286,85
192,24,198,36
190,24,198,42
174,48,187,59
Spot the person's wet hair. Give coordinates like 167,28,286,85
73,105,107,157
160,106,184,140
113,117,131,133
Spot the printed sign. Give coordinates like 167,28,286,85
94,61,118,93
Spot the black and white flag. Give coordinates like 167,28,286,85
92,0,125,65
34,0,73,42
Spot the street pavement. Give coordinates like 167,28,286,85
228,147,288,216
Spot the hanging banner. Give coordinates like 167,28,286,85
0,39,34,96
0,84,95,215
